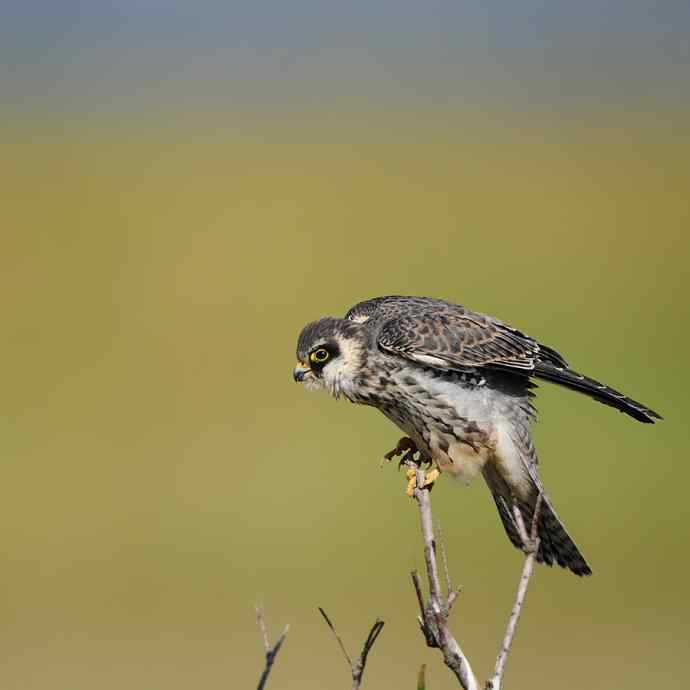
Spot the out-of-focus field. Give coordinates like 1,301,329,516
1,109,689,689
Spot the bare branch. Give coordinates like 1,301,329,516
411,570,438,648
511,501,530,547
255,605,271,653
438,522,464,611
255,606,289,690
531,494,543,542
485,495,543,690
318,607,354,669
318,607,385,690
437,521,454,597
447,584,464,611
352,619,385,688
411,570,427,620
406,462,481,690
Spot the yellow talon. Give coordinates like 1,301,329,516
405,467,441,496
423,468,440,487
405,469,418,496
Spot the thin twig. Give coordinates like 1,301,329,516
406,462,480,690
318,607,354,669
256,605,271,653
438,521,464,610
411,570,437,647
255,606,290,690
411,570,427,620
511,501,530,547
485,494,543,690
437,521,453,597
318,607,385,690
353,619,385,687
447,583,464,611
531,494,543,542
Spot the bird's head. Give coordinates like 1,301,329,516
293,317,366,399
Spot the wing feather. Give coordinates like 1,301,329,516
376,309,545,373
347,295,563,374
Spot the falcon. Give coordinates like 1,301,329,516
293,296,661,576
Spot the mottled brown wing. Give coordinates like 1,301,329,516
376,310,544,373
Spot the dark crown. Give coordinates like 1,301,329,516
296,317,361,360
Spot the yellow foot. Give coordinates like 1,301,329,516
424,468,441,487
405,467,441,496
405,469,417,496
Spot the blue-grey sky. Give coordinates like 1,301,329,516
3,1,689,117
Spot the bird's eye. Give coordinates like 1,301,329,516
310,348,330,364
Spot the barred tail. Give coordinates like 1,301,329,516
534,361,662,424
490,487,592,577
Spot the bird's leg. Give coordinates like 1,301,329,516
381,436,418,467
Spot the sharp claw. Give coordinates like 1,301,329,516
397,448,418,470
384,438,439,494
383,437,418,466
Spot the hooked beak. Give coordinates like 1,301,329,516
293,362,311,382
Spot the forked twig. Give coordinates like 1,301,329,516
318,607,385,690
406,460,544,690
485,493,543,690
255,605,290,690
406,462,480,690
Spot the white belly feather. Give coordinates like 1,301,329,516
388,370,530,491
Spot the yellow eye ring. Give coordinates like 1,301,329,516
310,348,330,364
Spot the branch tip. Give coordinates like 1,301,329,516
255,607,289,690
318,608,385,690
488,494,544,690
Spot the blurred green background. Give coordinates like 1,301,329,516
2,3,689,689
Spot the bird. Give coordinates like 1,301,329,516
293,295,661,576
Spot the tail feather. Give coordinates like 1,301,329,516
530,495,591,576
489,485,592,577
534,361,662,424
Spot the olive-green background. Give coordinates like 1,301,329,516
2,107,688,689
